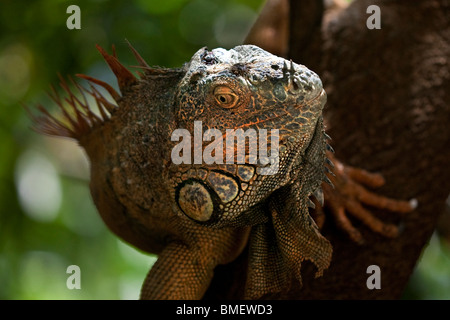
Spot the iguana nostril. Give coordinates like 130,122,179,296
177,181,213,222
200,50,217,65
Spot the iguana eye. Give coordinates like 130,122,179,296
213,86,239,108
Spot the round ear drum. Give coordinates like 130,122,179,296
176,179,215,222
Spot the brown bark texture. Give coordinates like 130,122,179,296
205,0,450,299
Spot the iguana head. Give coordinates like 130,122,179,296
176,45,324,139
171,45,327,226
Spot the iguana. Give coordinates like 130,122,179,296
29,43,414,299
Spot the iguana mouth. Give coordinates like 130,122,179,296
234,88,326,131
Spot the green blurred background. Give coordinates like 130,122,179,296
0,0,448,299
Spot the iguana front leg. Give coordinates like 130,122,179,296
141,226,250,300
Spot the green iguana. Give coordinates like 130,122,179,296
29,44,414,299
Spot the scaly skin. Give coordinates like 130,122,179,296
30,43,411,299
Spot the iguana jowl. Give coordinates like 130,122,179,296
30,44,412,299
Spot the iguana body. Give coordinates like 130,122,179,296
31,44,413,299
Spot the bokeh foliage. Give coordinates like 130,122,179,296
0,0,448,299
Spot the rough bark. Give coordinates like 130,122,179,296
205,0,450,299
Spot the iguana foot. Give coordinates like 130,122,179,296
316,152,417,244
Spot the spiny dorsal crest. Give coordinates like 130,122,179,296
28,42,173,141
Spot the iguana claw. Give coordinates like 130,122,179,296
314,151,417,244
